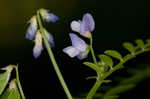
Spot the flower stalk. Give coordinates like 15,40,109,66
36,10,73,99
90,36,97,65
14,66,26,99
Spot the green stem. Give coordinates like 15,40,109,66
14,66,26,99
86,48,150,99
37,10,73,99
90,36,97,65
86,77,102,99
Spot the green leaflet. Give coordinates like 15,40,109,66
146,39,150,44
123,42,135,53
0,79,21,99
98,54,113,68
104,50,123,61
135,39,145,49
86,76,97,80
83,62,102,75
102,80,112,83
0,66,13,95
146,39,150,47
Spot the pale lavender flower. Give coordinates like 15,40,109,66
33,31,43,58
32,29,55,58
40,9,59,23
26,9,58,58
71,13,95,38
63,33,88,60
26,16,38,40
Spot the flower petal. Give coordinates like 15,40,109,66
26,24,37,40
70,21,81,33
40,9,59,23
69,33,87,52
33,43,43,58
46,13,59,23
80,13,95,34
26,16,38,40
33,31,43,58
63,46,80,58
44,29,55,48
77,45,90,60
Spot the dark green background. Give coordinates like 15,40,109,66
0,0,150,98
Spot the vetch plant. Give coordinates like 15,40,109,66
0,8,150,99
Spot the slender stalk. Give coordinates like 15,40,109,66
86,77,102,99
14,66,26,99
86,48,150,99
90,36,97,65
36,10,73,99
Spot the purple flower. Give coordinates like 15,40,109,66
63,33,89,60
33,31,43,58
40,9,59,23
71,13,95,38
32,29,55,58
33,29,55,58
25,9,57,58
26,16,38,40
